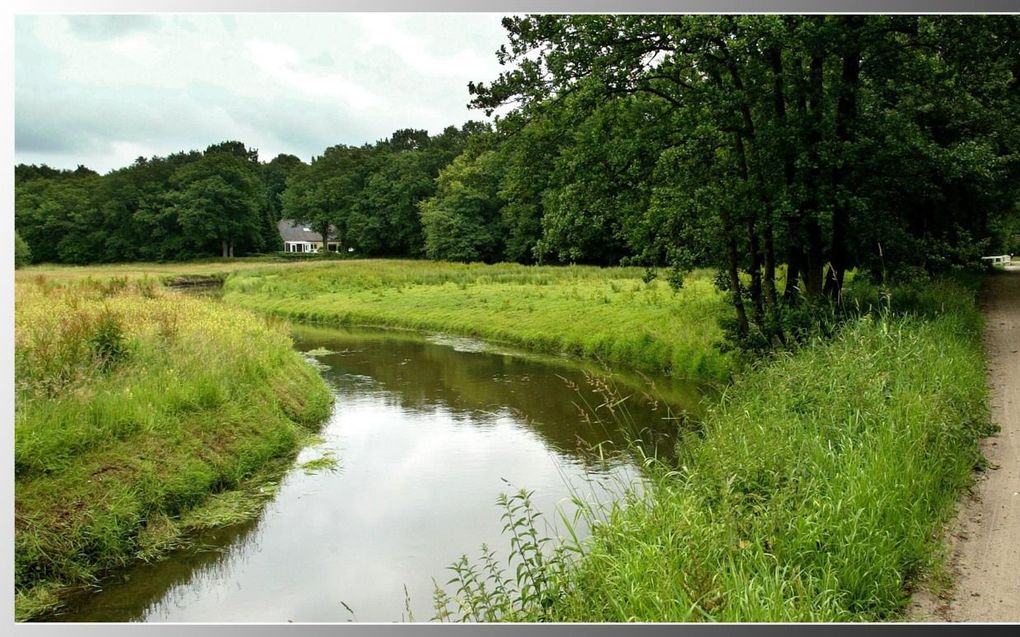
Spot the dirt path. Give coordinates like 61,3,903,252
911,268,1020,622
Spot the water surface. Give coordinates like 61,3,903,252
50,325,707,622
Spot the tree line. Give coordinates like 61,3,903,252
15,16,1020,341
466,15,1020,342
14,127,477,264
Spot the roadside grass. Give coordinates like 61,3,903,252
223,260,733,382
14,277,333,621
435,276,993,622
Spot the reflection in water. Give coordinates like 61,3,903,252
48,325,709,623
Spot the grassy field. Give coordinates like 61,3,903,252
436,277,993,622
17,256,322,282
14,276,333,620
223,260,733,381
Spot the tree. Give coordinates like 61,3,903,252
14,231,32,269
470,15,1020,342
534,89,674,265
420,141,506,262
282,144,378,253
15,171,99,264
495,111,566,263
168,142,264,258
262,154,305,219
348,151,433,256
346,125,475,256
260,153,305,253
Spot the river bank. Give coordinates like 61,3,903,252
434,276,995,622
14,276,333,620
222,260,734,382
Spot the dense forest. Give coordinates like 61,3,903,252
15,16,1020,337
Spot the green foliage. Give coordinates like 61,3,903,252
15,231,32,268
169,143,265,256
282,144,366,249
14,170,101,264
348,151,433,256
471,14,1020,342
434,490,569,622
86,311,128,372
537,92,672,265
420,147,506,262
14,143,273,264
12,125,476,266
262,153,305,220
438,276,991,621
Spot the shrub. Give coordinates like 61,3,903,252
15,231,32,269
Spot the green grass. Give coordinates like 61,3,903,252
17,259,988,622
14,277,334,621
223,260,733,381
15,255,330,283
436,277,993,622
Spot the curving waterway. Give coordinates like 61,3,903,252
48,324,709,622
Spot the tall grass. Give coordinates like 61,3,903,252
223,260,733,381
14,277,333,620
436,276,992,622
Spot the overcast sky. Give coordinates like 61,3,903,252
15,14,510,173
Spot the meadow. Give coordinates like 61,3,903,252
19,256,319,282
223,260,734,382
12,258,994,623
14,275,333,620
434,277,993,622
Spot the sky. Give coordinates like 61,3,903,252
15,14,511,173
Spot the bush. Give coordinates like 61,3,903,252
15,231,32,269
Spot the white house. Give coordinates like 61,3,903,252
277,219,340,253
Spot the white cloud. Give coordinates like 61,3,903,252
15,14,510,173
354,14,501,80
245,40,380,110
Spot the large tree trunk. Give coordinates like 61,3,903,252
221,239,229,258
733,132,764,329
722,210,750,339
763,221,780,329
320,222,330,256
770,43,803,304
784,248,803,301
824,18,863,299
748,220,765,328
802,50,826,298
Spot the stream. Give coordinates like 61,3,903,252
49,324,709,622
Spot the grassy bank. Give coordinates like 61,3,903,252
437,277,993,621
224,260,733,381
14,277,333,621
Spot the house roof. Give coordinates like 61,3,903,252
278,219,337,242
